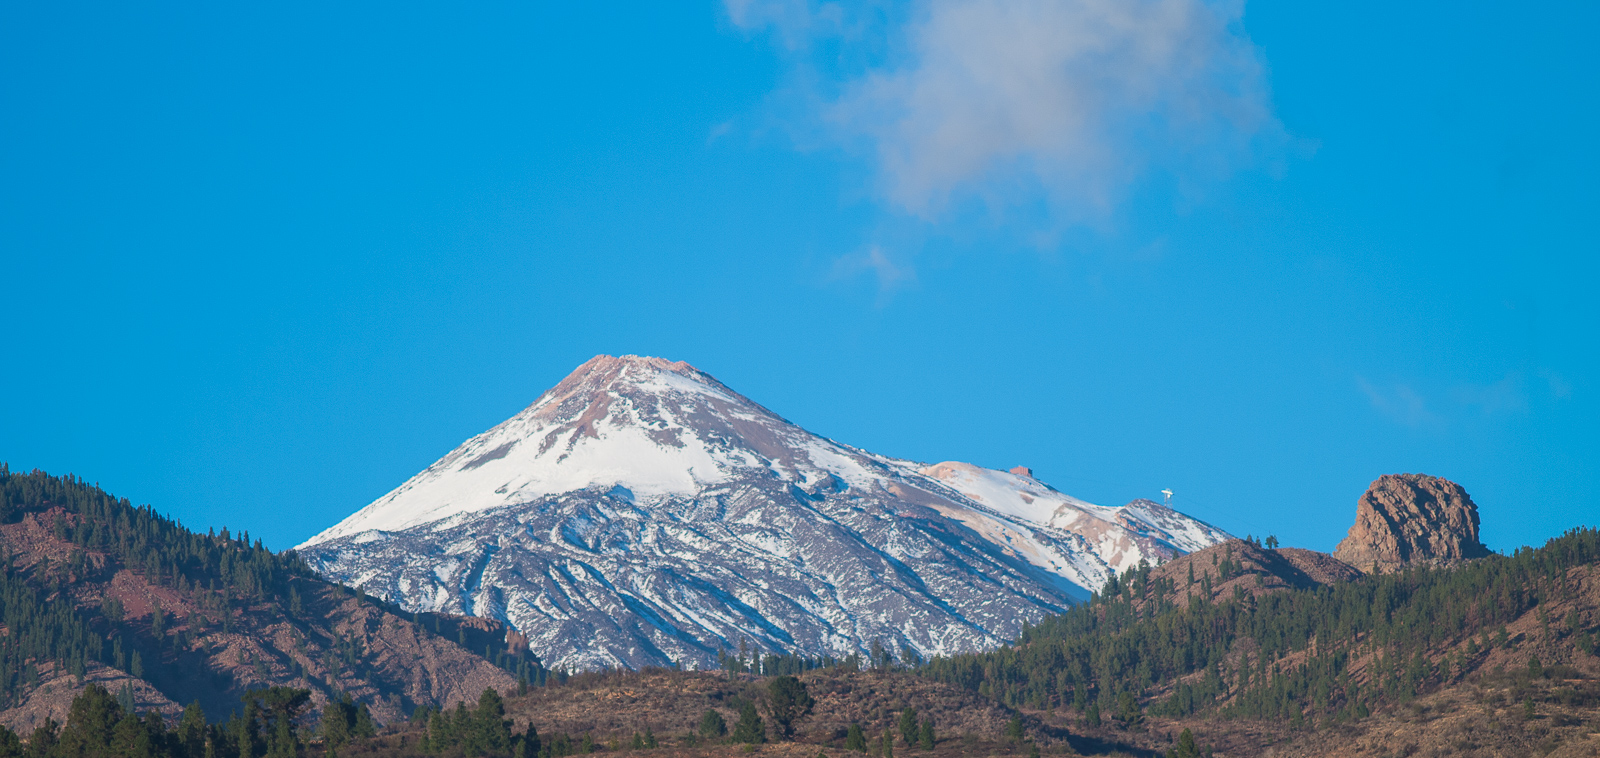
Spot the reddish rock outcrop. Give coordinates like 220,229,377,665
1333,473,1492,573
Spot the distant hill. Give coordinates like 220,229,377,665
0,465,524,732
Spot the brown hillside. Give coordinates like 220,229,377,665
500,669,1030,746
1141,539,1362,609
0,506,513,731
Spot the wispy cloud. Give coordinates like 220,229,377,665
831,244,917,301
1538,368,1572,400
1356,371,1568,429
1452,374,1528,418
1356,376,1436,428
727,0,1282,227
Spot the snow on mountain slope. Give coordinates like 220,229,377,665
916,461,1229,576
298,355,1229,671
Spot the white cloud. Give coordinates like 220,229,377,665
729,0,1281,224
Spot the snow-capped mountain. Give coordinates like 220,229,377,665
297,355,1228,671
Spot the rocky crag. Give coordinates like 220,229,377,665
1333,473,1493,573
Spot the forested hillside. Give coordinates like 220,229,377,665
920,530,1600,725
0,466,525,730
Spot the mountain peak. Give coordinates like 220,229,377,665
562,354,715,387
298,355,783,545
298,356,1229,670
536,354,753,416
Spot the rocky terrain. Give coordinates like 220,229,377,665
1334,473,1493,573
298,355,1229,671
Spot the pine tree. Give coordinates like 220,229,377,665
897,707,918,746
917,719,934,750
323,696,352,751
1169,728,1200,758
111,714,151,758
698,709,726,740
268,716,296,758
179,702,208,758
57,683,123,758
474,688,511,754
731,701,765,744
0,725,22,758
525,724,544,758
844,723,866,752
26,718,59,758
767,676,814,739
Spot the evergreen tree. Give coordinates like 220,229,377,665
731,701,764,745
109,714,151,758
1168,728,1200,758
917,719,934,750
843,724,866,753
236,700,259,758
516,724,539,758
178,702,207,758
322,697,352,752
766,676,813,739
896,707,917,746
473,689,511,755
1115,692,1143,728
26,718,59,758
0,725,21,758
352,704,375,740
697,710,725,740
266,718,294,758
56,683,122,758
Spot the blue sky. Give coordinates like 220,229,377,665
2,1,1595,554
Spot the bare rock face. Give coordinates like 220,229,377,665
1333,473,1492,573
